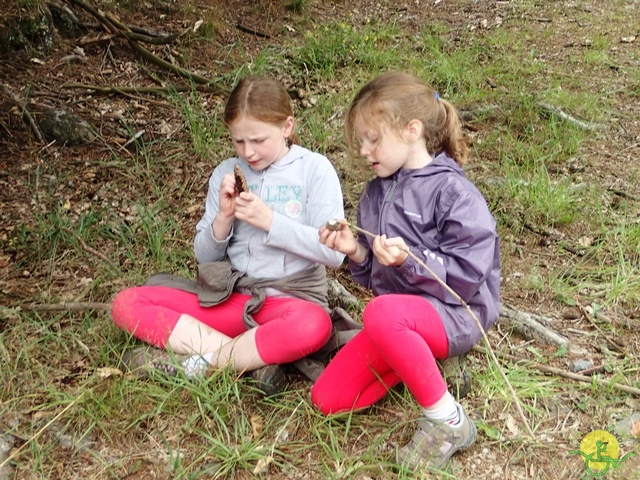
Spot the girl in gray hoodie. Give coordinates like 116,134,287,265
314,71,500,472
112,77,345,395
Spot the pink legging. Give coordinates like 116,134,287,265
311,294,449,414
111,286,333,365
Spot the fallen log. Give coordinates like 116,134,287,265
499,304,569,346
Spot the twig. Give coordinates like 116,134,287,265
236,23,271,39
522,16,552,23
339,220,536,440
0,392,85,471
79,33,117,45
61,227,110,263
18,302,111,312
607,188,638,202
474,346,640,397
0,83,45,143
61,83,223,95
537,102,607,131
574,299,625,353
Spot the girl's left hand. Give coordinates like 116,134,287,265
234,191,274,231
372,235,409,266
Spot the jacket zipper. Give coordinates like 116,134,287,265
379,173,399,235
245,169,268,272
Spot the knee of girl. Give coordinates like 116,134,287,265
111,288,143,333
296,306,333,351
362,296,395,333
111,289,133,330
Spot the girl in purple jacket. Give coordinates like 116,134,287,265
314,71,500,472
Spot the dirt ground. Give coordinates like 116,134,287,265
1,0,640,479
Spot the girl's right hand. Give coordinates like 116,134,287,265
319,220,358,256
218,173,238,219
210,173,237,241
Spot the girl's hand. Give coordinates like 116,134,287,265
211,173,237,240
319,220,358,256
218,173,238,219
234,191,274,231
372,235,409,266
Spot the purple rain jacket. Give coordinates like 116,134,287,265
349,151,500,357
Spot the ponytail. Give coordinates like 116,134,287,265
438,99,469,166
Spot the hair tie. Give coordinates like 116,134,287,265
434,92,441,101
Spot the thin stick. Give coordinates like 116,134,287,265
61,83,224,95
537,102,606,131
0,83,45,143
18,302,111,312
340,220,536,439
575,298,624,353
474,346,640,397
236,23,271,39
61,227,109,262
0,392,85,470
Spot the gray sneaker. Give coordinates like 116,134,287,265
438,355,471,400
120,346,184,379
397,403,477,471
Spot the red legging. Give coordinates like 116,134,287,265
111,286,332,365
311,294,449,414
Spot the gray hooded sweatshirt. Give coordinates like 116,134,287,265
194,145,346,291
350,152,500,356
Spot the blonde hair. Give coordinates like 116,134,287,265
344,71,468,166
223,76,300,146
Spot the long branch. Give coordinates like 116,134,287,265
19,302,111,312
338,220,536,439
61,83,223,95
474,346,640,396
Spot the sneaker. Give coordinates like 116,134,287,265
438,355,471,400
397,403,477,471
247,364,288,397
119,346,183,379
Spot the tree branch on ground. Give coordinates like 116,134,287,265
474,346,640,397
499,304,569,346
61,83,224,95
537,102,607,131
65,0,228,95
0,83,45,143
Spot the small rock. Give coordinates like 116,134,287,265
568,359,593,373
0,434,15,480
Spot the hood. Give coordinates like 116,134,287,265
395,151,465,181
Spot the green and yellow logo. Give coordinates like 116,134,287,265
571,430,636,476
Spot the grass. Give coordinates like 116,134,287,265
2,1,640,479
